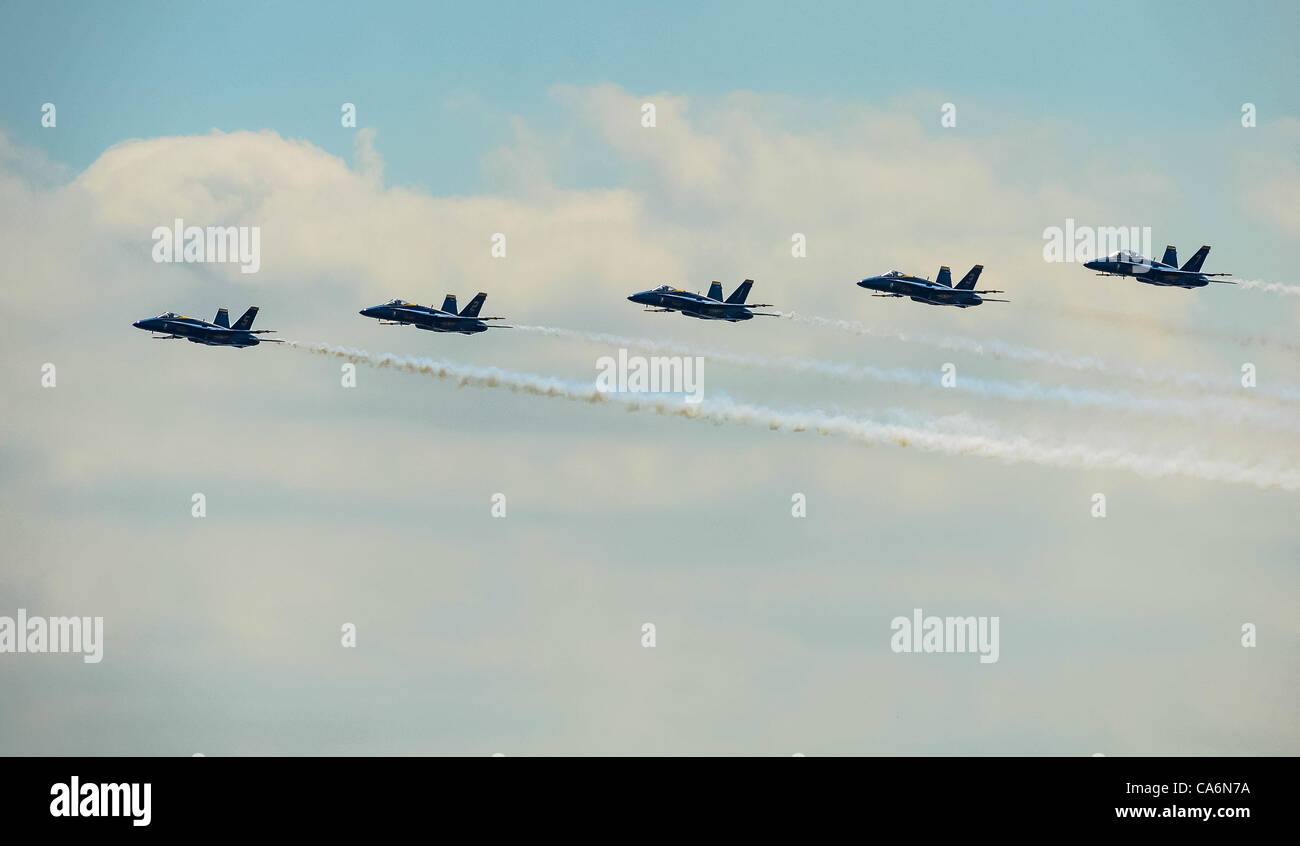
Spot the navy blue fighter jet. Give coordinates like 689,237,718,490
359,293,510,335
627,280,775,321
858,265,1005,308
1083,245,1233,289
132,306,280,347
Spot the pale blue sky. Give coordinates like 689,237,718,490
5,0,1298,192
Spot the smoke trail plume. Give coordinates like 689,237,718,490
513,325,1300,434
777,311,1300,403
777,311,1107,372
285,342,1300,492
1022,302,1300,358
1237,279,1300,297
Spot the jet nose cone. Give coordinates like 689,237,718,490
1083,261,1100,270
132,321,143,328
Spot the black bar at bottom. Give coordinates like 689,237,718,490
2,756,1279,833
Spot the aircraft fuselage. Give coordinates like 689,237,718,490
359,304,490,334
627,290,756,321
131,316,263,347
1082,259,1211,289
857,276,988,308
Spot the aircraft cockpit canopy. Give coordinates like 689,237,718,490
652,285,674,292
157,312,177,319
881,270,906,278
1106,250,1145,263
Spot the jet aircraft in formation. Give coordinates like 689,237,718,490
627,279,776,321
1084,244,1233,289
131,306,280,347
134,242,1245,351
857,265,1006,308
359,293,511,334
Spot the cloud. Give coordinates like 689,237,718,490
352,127,384,187
16,126,674,317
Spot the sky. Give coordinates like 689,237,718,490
0,0,1297,755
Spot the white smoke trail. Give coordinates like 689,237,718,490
1021,301,1300,358
513,325,1300,434
777,311,1300,403
777,311,1108,372
285,342,1300,492
1236,279,1300,297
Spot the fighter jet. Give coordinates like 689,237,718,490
1083,245,1233,289
627,280,775,321
858,265,1006,308
359,293,510,335
132,306,281,347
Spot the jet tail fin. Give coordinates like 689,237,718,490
935,266,953,287
459,292,487,318
231,307,258,330
213,308,230,328
955,265,984,290
440,294,458,314
1160,245,1178,267
725,279,754,304
1181,246,1210,272
707,282,724,301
